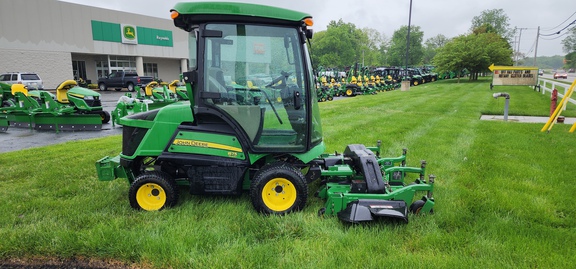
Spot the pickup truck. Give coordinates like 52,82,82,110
97,71,154,92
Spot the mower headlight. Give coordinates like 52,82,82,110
84,95,94,100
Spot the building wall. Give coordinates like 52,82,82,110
0,0,189,89
0,49,72,89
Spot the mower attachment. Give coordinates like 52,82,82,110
337,199,408,223
317,144,435,223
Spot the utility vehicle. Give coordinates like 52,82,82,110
96,2,435,223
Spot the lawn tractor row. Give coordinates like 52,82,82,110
95,2,436,224
0,80,110,132
315,65,446,102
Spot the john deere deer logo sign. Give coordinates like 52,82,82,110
121,24,138,44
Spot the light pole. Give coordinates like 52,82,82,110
402,0,413,91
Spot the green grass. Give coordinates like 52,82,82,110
1,77,576,268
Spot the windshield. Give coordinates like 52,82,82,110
201,23,312,152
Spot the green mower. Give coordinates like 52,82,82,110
1,80,109,131
111,81,179,126
95,2,435,223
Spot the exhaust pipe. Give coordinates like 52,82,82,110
493,92,510,121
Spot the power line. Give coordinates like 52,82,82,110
540,19,576,36
542,11,576,31
539,28,572,40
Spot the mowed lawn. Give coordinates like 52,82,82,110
1,77,575,268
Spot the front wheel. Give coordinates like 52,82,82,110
99,110,110,124
98,83,107,91
409,199,433,215
129,171,178,211
250,162,307,214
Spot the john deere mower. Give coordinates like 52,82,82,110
95,2,435,223
111,81,180,126
1,81,109,131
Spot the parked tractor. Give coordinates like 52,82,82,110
95,2,435,223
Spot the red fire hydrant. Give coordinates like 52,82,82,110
550,88,558,116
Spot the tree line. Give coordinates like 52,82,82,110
309,9,576,79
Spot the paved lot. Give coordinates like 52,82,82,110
0,90,127,153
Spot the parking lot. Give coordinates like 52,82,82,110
0,90,128,153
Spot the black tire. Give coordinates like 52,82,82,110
409,199,433,215
127,83,135,92
409,200,425,214
345,87,354,97
250,162,307,215
99,110,110,124
98,83,107,91
129,171,178,211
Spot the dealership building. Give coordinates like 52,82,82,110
0,0,189,89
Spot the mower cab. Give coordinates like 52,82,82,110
95,2,435,224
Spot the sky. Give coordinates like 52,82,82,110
61,0,575,58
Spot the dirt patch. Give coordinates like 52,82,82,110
0,256,150,269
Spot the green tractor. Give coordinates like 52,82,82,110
95,2,435,223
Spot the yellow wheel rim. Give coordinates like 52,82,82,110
261,177,297,212
276,96,282,103
136,183,166,211
346,89,353,96
414,81,419,86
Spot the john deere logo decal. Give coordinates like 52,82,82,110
121,24,138,44
123,26,135,39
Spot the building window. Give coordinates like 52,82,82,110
72,60,87,80
144,63,158,79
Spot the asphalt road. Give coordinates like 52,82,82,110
0,90,128,153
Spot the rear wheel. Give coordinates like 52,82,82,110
345,88,354,96
250,162,307,214
129,171,178,211
98,83,107,91
127,83,135,92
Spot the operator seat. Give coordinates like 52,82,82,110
207,67,234,103
56,80,78,103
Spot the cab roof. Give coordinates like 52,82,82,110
171,2,312,29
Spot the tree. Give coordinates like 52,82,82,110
559,26,576,69
561,27,576,53
360,28,389,66
309,19,363,69
309,19,389,69
433,32,513,82
423,34,449,64
470,9,515,42
388,25,424,67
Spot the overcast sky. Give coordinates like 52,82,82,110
61,0,575,58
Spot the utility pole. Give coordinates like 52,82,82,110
533,26,540,66
515,28,527,66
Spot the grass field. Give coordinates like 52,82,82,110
1,77,575,268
